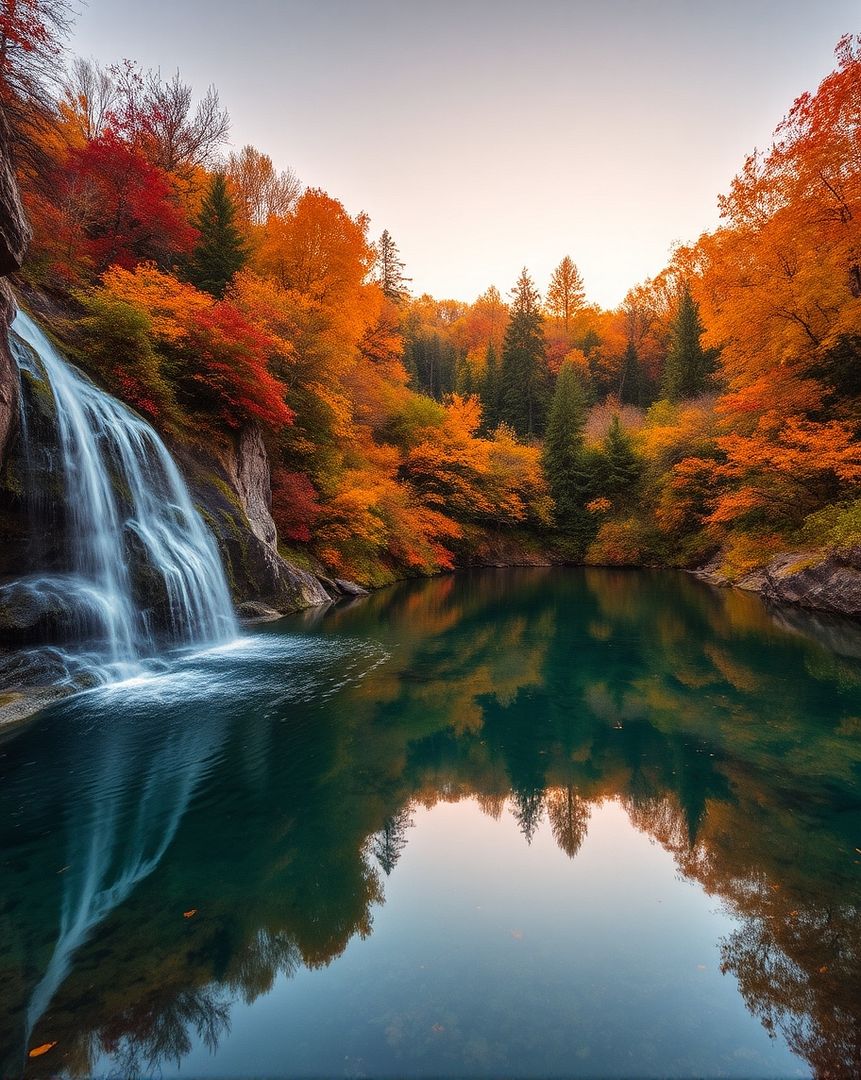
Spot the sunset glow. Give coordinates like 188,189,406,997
69,0,858,305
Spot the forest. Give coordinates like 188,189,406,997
3,3,861,587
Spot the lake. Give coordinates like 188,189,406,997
1,568,860,1079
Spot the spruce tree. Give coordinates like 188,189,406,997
541,360,595,553
662,286,711,401
500,268,549,437
186,172,248,298
375,229,411,303
619,340,644,405
603,415,642,494
481,341,501,431
455,355,476,396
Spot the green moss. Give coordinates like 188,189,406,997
210,475,247,517
276,542,317,574
802,499,861,551
19,364,56,414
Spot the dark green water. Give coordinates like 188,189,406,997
2,568,860,1079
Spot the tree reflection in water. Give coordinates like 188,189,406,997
1,568,859,1079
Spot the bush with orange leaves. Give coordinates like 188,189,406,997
77,264,293,440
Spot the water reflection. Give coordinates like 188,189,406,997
1,569,859,1078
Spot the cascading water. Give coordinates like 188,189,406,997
2,309,237,682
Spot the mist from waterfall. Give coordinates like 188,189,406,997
4,309,237,682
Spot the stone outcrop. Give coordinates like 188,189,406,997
182,425,336,620
759,548,861,619
0,111,29,277
0,281,18,466
695,547,861,620
0,110,29,469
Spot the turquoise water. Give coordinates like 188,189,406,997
2,569,860,1078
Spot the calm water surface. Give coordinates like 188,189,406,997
1,569,860,1079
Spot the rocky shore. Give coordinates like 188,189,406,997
694,547,861,620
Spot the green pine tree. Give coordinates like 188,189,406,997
481,341,500,431
618,341,645,405
661,286,711,401
500,268,549,437
541,360,595,554
455,355,476,396
602,415,642,494
187,172,249,298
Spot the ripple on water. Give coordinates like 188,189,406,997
63,632,391,722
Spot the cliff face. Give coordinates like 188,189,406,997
0,111,30,468
180,425,336,620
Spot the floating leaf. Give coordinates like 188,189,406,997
183,909,198,919
29,1043,57,1058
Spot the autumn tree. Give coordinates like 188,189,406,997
186,171,248,297
80,264,293,437
111,64,229,180
546,255,585,337
56,131,195,276
455,284,508,358
256,187,373,301
500,267,548,437
0,0,71,174
60,56,116,143
375,228,411,303
401,293,461,399
226,144,300,226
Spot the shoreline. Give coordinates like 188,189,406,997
3,557,861,735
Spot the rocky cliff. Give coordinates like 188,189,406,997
0,111,30,470
180,424,338,619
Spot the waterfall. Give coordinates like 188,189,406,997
3,309,237,681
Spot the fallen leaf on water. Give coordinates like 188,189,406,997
28,1043,57,1058
770,884,780,891
819,965,828,973
183,909,197,919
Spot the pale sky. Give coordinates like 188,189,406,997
69,0,858,308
